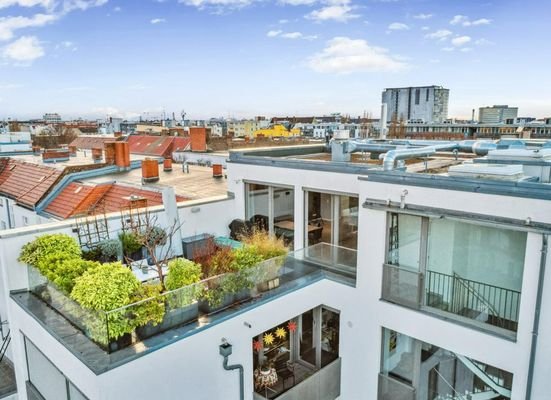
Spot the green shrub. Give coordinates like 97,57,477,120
119,232,142,255
243,231,288,260
230,246,263,271
97,239,122,261
71,262,140,311
19,234,81,268
82,247,102,262
52,259,100,294
165,258,202,291
141,226,167,248
131,284,165,327
36,251,80,282
207,246,235,276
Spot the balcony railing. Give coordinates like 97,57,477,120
26,244,357,353
381,264,521,333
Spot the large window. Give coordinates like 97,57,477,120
383,213,527,335
379,328,513,400
252,306,340,398
245,183,295,248
24,336,88,400
305,191,358,250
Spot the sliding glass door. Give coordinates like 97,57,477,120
305,190,358,250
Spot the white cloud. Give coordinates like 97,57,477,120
150,18,166,24
413,13,432,20
0,13,57,41
451,35,471,46
55,40,77,51
269,30,317,40
475,38,494,46
471,18,491,26
460,47,472,52
278,19,289,24
441,47,454,52
113,6,121,11
2,35,44,62
387,22,409,31
61,0,108,13
0,0,54,8
178,0,256,9
278,0,316,4
421,26,429,31
267,29,282,37
424,29,452,41
450,14,491,27
307,36,407,74
306,4,360,23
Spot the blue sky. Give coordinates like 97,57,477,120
0,0,549,120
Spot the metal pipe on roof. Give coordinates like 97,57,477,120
379,143,459,171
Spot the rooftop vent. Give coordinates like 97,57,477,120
487,148,551,162
448,164,525,181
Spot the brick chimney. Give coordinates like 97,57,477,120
104,142,116,165
114,141,131,169
141,158,159,183
163,157,173,172
92,148,103,163
190,127,207,152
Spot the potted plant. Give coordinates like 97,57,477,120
119,231,143,264
97,239,122,263
137,258,202,338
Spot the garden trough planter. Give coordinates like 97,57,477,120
135,302,199,339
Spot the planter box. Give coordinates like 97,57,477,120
182,233,215,259
199,289,251,314
108,333,132,352
136,302,199,339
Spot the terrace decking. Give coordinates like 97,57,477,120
0,359,17,399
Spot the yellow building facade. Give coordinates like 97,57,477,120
253,124,299,138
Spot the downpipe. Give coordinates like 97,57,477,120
526,234,548,400
220,339,244,400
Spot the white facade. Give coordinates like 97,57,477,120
479,105,519,124
1,145,550,400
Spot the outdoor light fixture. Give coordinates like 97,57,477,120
191,207,201,213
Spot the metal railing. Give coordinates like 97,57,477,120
0,329,10,363
425,270,521,332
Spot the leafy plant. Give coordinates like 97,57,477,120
19,234,81,268
82,247,102,262
243,231,288,260
50,258,99,294
165,258,202,291
205,246,235,277
131,284,165,328
97,239,122,262
71,262,140,311
36,251,80,282
119,231,142,255
230,246,263,272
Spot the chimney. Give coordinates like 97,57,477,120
92,148,103,163
212,164,223,178
114,131,123,138
141,158,159,183
114,141,131,169
190,127,207,152
163,157,173,172
104,141,116,165
380,103,388,139
68,146,77,157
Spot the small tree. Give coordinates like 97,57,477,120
121,208,182,289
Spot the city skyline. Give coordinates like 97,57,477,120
0,0,549,120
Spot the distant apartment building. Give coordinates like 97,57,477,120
382,85,450,123
42,113,62,123
479,105,519,124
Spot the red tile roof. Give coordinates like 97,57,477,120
45,182,188,219
127,135,190,157
0,158,64,208
69,136,115,150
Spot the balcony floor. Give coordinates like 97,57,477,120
0,359,17,398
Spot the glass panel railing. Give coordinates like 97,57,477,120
291,243,357,278
27,266,109,350
381,264,423,309
25,245,356,353
377,373,416,400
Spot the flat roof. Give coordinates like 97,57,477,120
83,164,228,200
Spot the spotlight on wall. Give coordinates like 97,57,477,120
191,207,201,213
243,321,252,329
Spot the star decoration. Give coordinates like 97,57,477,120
263,332,275,346
275,327,287,339
287,321,297,332
253,340,263,352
